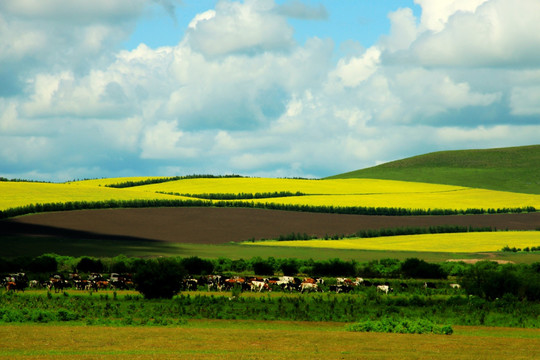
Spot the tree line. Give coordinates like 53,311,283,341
271,225,496,242
2,254,539,301
159,191,306,200
1,197,535,219
104,174,243,188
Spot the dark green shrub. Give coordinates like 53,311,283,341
180,256,214,275
133,258,186,299
401,258,446,279
77,257,104,273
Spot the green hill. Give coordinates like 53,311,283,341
328,145,540,194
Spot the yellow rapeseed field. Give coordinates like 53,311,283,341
245,231,540,252
136,177,466,195
136,178,540,210
3,177,539,212
0,182,183,211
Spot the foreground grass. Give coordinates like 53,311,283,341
0,322,538,360
3,234,540,263
246,231,540,253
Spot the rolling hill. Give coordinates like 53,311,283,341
328,145,540,194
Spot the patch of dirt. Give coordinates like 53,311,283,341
1,207,539,244
446,259,514,264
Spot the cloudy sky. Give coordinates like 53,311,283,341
1,0,539,182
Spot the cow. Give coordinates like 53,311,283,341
449,283,461,289
300,282,320,293
183,278,198,291
376,285,393,294
250,280,270,292
330,285,353,293
424,282,436,290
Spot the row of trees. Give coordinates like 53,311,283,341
104,174,243,188
1,197,535,219
159,191,306,200
3,254,539,300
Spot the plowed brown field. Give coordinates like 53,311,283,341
2,208,539,244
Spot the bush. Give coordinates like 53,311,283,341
28,255,58,273
180,256,214,275
252,258,274,275
280,258,299,276
346,318,453,335
77,257,104,273
401,258,447,279
133,258,187,299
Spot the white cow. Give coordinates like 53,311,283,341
300,282,319,293
250,280,270,292
450,283,461,289
376,285,392,294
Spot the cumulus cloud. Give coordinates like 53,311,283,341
410,0,540,67
185,0,295,57
0,0,539,181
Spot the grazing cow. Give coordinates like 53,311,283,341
183,278,198,291
29,280,40,288
330,285,353,293
450,283,461,289
376,285,393,294
48,279,68,293
300,282,320,293
250,280,270,292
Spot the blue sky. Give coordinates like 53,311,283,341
0,0,539,181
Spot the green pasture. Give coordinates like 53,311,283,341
329,144,540,194
2,234,540,264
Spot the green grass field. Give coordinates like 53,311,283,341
2,234,540,264
0,322,538,360
328,144,540,194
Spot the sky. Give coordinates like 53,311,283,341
1,0,539,182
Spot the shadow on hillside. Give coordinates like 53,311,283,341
0,219,179,258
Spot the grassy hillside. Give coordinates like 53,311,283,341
328,145,540,194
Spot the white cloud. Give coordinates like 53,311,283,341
185,0,295,57
1,0,539,181
510,86,540,116
410,0,540,67
414,0,489,32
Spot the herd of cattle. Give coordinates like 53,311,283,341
181,275,460,294
2,272,461,295
1,272,134,293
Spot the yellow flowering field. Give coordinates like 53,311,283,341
135,178,540,210
0,182,183,211
136,177,466,195
244,190,540,211
244,231,540,252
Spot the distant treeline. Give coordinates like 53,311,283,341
161,191,306,200
0,198,536,219
0,177,50,183
501,245,540,252
274,225,495,242
104,174,243,188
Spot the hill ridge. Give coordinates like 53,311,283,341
328,145,540,194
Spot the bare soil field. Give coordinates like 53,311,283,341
1,207,539,244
